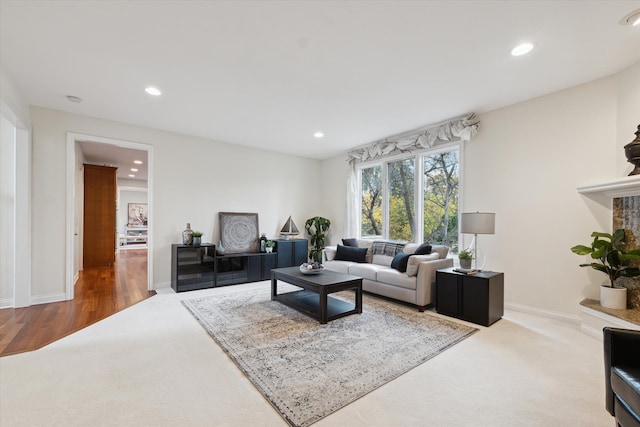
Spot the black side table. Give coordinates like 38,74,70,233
435,267,504,326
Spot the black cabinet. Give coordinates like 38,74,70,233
171,244,216,292
436,268,504,326
215,252,277,286
276,239,308,268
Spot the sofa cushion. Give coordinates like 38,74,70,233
376,269,417,290
356,239,374,263
414,242,433,255
322,260,354,274
372,240,406,257
372,254,394,267
324,246,337,261
406,253,440,277
334,245,368,263
349,263,388,281
342,238,358,247
431,245,449,259
391,252,411,273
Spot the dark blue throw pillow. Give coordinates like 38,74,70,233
334,244,368,263
342,238,358,247
414,242,432,255
391,252,411,273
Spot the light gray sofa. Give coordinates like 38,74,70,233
322,239,453,311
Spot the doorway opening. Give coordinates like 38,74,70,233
66,133,153,300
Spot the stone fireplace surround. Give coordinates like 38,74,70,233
577,175,640,337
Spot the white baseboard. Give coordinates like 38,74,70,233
579,305,640,339
153,281,171,290
505,302,582,326
30,293,66,305
0,298,14,309
74,272,79,285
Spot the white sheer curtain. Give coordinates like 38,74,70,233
344,113,479,236
345,164,358,238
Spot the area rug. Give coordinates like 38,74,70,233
182,287,477,427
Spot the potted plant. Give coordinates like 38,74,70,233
458,249,473,270
571,229,640,309
304,216,331,263
264,240,275,253
192,231,203,246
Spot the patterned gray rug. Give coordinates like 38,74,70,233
182,287,477,427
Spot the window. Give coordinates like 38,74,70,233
388,158,415,241
357,147,460,250
360,165,382,238
423,150,459,250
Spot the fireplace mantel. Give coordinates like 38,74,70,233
577,175,640,198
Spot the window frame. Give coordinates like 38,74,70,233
356,142,463,247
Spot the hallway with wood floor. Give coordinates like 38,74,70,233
0,249,155,356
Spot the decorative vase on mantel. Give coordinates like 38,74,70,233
182,223,193,245
600,283,627,310
624,124,640,176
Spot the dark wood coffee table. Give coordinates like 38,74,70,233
271,267,362,324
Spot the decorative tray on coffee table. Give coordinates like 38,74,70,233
300,263,325,275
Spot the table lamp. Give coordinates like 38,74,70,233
460,212,495,270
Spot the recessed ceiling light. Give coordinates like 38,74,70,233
314,132,324,138
145,86,162,96
66,95,82,103
620,8,640,26
133,160,143,164
511,42,534,56
128,174,136,178
131,168,138,172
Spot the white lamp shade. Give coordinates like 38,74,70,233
460,212,495,234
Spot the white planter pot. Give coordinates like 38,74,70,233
600,285,627,310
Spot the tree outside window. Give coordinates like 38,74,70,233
423,151,459,251
361,165,382,238
358,148,459,249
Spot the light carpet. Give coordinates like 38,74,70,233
182,287,476,427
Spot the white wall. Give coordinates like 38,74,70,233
118,188,148,233
319,155,350,246
30,107,322,298
0,114,16,306
321,61,639,318
0,68,31,308
465,76,618,317
616,61,640,176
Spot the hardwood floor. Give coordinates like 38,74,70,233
0,248,155,357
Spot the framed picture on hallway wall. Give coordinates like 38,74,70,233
128,203,148,227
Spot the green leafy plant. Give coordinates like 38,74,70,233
571,229,640,288
305,216,331,263
192,231,203,237
264,240,275,248
458,249,473,260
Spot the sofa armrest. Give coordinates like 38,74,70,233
603,327,640,415
415,258,454,307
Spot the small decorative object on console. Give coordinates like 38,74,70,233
182,223,193,245
280,215,300,240
300,261,324,274
265,240,275,253
192,231,203,247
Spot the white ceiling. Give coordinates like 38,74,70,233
78,140,148,182
2,1,640,161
